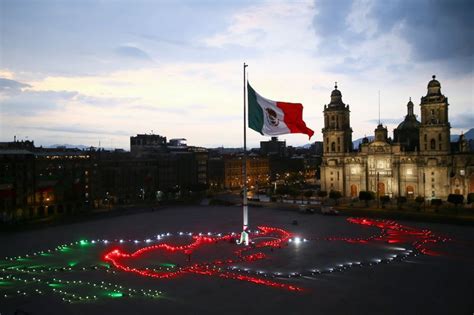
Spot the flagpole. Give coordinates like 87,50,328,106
238,62,249,246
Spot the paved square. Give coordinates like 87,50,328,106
1,206,473,315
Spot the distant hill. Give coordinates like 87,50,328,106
451,128,474,141
46,144,91,150
46,144,116,150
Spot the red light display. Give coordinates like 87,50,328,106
104,226,302,291
102,218,447,292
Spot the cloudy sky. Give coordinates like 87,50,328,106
0,0,472,149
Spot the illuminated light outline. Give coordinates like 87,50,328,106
1,217,452,300
103,226,301,291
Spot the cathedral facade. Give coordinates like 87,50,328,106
320,76,474,201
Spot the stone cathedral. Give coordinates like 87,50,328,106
320,76,474,200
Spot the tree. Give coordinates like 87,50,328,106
447,194,464,211
275,185,289,201
431,199,442,213
415,196,425,211
359,191,374,207
329,190,342,205
288,186,300,204
380,196,390,209
397,196,407,210
304,190,314,204
467,193,474,205
317,190,327,199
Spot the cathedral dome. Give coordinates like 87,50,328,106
331,88,342,97
328,82,345,109
426,75,441,96
396,98,420,130
428,75,441,88
394,98,420,151
396,117,420,130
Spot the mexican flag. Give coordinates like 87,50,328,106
248,83,314,139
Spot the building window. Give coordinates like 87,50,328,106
424,134,427,141
431,172,434,175
430,139,436,150
431,178,435,182
331,142,336,152
438,133,442,141
439,143,442,150
406,168,412,175
460,169,465,176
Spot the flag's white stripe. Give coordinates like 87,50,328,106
255,91,291,135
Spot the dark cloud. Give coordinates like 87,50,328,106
115,45,152,61
450,112,474,129
0,80,138,115
0,89,78,115
370,0,473,67
0,78,31,94
312,0,474,74
312,0,354,54
21,125,130,136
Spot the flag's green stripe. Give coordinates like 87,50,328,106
247,83,264,135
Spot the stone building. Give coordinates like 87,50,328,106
321,76,474,200
207,155,269,190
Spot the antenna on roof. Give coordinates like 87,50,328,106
378,90,381,125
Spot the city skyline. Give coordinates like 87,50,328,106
1,0,473,150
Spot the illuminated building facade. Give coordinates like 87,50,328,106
321,76,474,200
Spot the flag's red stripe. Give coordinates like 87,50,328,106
276,102,314,139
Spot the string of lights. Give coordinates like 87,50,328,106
1,217,449,301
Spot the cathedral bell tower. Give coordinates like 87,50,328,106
322,83,353,154
419,75,450,153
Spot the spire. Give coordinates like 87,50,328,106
329,81,344,108
378,90,381,125
407,97,414,116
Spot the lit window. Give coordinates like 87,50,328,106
460,169,465,176
406,169,412,175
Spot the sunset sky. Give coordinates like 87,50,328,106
1,0,472,149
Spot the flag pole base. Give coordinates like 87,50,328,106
237,230,250,246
